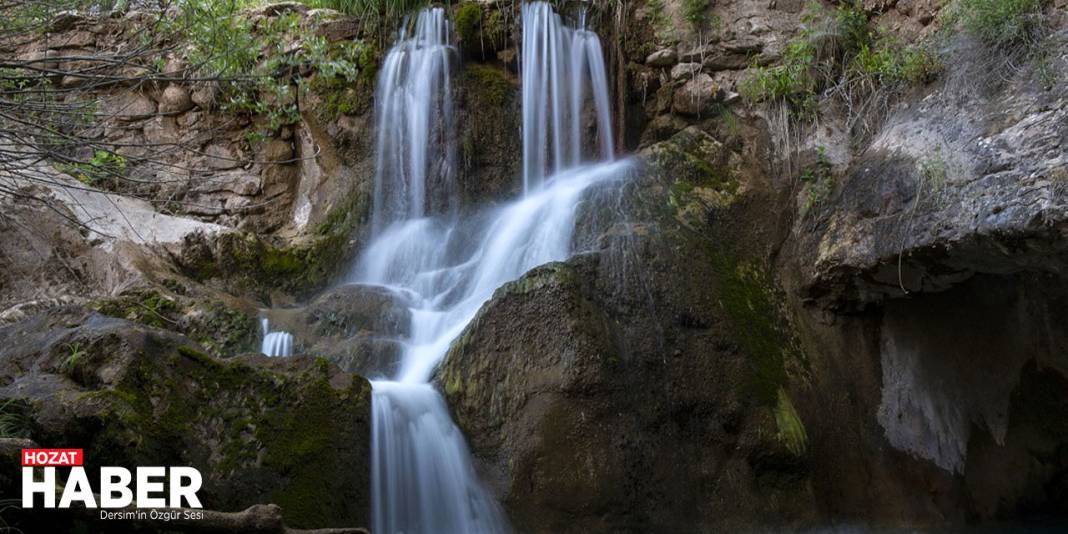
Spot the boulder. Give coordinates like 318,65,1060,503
670,62,702,81
106,93,157,121
205,142,242,170
672,73,722,116
191,82,217,109
0,306,372,530
264,284,411,377
438,133,812,531
645,48,677,67
317,17,360,42
159,84,194,114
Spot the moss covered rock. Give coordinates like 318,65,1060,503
263,283,411,376
438,140,815,531
92,287,259,358
0,306,371,530
176,227,354,300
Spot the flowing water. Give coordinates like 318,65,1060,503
260,318,293,357
371,7,457,234
354,3,622,532
521,1,615,192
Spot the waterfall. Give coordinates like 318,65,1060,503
372,7,457,234
358,3,624,533
521,1,615,192
260,318,293,357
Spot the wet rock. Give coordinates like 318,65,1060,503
439,137,812,530
265,284,411,376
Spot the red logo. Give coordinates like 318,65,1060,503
21,449,83,467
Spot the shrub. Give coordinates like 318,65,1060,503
455,2,481,44
740,1,938,117
60,150,126,186
171,2,377,133
955,0,1046,48
682,0,710,29
799,146,833,217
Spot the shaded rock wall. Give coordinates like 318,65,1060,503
0,307,372,530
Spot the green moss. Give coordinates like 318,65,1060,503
95,290,257,358
177,344,213,364
774,388,807,455
257,374,362,528
455,2,481,45
94,290,179,329
261,247,305,276
649,129,741,227
465,63,515,107
191,230,352,297
315,186,370,238
186,185,370,297
649,129,735,190
493,262,577,298
57,323,370,527
713,256,804,406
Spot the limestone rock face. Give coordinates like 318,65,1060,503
793,36,1068,310
0,307,372,530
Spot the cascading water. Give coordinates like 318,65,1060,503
260,318,293,357
372,6,457,234
521,1,615,192
358,3,623,533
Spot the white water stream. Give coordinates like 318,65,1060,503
356,3,620,532
521,1,615,192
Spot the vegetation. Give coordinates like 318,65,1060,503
682,0,711,29
63,343,84,374
58,150,127,186
455,2,482,44
0,399,26,439
299,0,429,19
465,64,515,106
173,3,376,136
740,1,938,118
952,0,1048,48
799,147,834,217
0,0,392,230
918,151,948,191
774,388,808,455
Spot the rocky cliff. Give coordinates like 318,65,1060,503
1,0,1066,532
